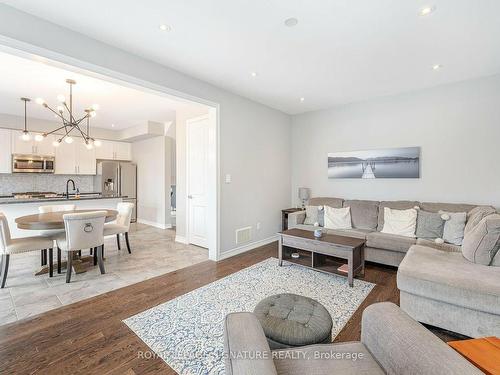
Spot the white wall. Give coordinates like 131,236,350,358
132,136,170,229
0,4,291,254
291,74,500,207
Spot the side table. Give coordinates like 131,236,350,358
281,208,304,231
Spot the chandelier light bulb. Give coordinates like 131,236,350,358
91,104,99,111
53,140,61,147
85,142,94,150
93,139,102,147
35,98,45,105
57,94,66,103
90,111,97,117
34,134,44,142
57,105,64,113
65,136,74,144
21,131,31,141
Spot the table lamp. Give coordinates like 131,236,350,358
298,187,310,208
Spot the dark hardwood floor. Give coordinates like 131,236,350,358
0,242,461,374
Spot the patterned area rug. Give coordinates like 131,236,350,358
124,257,375,375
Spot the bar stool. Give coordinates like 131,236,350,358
0,213,54,288
55,211,107,283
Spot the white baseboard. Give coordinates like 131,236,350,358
137,219,172,230
219,235,279,261
175,235,188,244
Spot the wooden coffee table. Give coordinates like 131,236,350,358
448,336,500,375
278,228,365,287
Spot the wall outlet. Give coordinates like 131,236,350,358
256,222,261,231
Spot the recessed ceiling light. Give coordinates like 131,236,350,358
284,18,298,27
159,24,171,32
251,72,258,77
111,124,115,128
432,64,443,70
419,5,436,16
300,97,305,102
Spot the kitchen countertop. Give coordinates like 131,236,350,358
0,195,128,205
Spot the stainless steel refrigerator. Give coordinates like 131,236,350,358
94,161,137,222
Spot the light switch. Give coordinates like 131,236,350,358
225,174,232,184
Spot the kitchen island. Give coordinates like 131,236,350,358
0,195,125,238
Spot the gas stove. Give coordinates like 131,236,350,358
13,192,60,199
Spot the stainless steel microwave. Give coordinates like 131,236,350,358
12,154,55,173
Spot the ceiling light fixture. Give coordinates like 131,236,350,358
284,17,298,27
20,97,31,141
251,72,258,77
159,24,171,32
432,64,443,70
30,78,101,148
419,5,436,16
300,97,305,102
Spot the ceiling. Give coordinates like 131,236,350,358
3,0,500,115
0,52,198,130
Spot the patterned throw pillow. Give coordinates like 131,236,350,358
304,206,324,226
439,211,467,245
415,210,445,239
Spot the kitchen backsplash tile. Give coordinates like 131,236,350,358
0,174,94,196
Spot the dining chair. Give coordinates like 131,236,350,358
103,202,134,254
55,211,107,283
38,204,76,269
0,213,55,288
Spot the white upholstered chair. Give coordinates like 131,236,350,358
0,213,54,288
104,202,134,254
55,211,107,283
38,204,76,269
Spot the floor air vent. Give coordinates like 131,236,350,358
236,226,252,245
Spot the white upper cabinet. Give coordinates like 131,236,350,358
0,129,12,173
55,141,96,175
95,140,131,161
11,130,55,156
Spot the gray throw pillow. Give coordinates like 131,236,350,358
439,211,466,245
304,206,324,226
462,214,500,266
415,210,444,239
464,206,496,235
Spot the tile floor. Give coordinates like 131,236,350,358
0,223,208,325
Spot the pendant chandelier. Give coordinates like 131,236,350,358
23,79,102,149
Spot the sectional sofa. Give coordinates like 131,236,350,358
287,197,500,338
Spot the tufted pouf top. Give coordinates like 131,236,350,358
253,293,333,348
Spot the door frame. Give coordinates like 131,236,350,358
0,39,221,261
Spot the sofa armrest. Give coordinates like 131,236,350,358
287,211,306,227
224,312,277,375
361,302,482,375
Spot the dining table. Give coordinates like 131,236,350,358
15,209,118,275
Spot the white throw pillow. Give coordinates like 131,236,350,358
324,206,352,230
381,207,418,237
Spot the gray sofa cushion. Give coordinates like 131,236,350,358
415,210,444,239
377,201,420,231
273,342,384,375
325,228,374,240
416,238,461,253
309,197,343,208
440,211,467,245
465,205,497,235
303,206,323,226
420,202,477,213
367,232,416,253
343,200,379,230
462,214,500,266
398,245,500,315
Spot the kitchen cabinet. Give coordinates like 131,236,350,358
0,129,11,173
95,140,131,161
55,141,96,175
11,130,55,156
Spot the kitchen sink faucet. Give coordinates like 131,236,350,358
66,179,76,199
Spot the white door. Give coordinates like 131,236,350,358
187,116,209,248
55,141,77,174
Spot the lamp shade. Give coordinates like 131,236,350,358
298,187,310,200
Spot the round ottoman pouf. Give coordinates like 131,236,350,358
253,293,333,349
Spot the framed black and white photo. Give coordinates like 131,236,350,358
328,147,420,179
